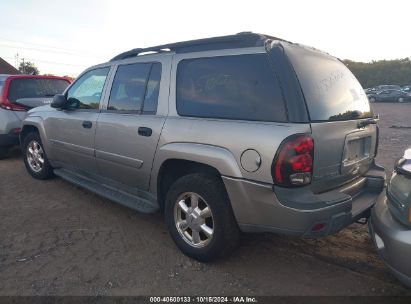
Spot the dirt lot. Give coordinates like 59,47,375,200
0,103,411,296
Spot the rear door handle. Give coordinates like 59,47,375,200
82,121,92,129
138,127,152,137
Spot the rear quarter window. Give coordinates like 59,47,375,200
176,54,287,122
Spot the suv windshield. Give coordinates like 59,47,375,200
284,45,373,122
8,78,70,103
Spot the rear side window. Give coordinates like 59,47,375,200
7,78,70,103
284,47,372,121
176,54,287,122
108,62,161,113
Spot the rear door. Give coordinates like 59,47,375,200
284,45,377,193
94,55,171,190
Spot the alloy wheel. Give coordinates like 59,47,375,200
174,192,214,248
26,140,44,173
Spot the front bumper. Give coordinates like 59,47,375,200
369,194,411,288
223,163,385,237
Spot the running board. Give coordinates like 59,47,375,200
54,168,159,214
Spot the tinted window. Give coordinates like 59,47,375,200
67,67,110,110
7,78,70,103
0,81,4,95
176,54,287,122
284,46,372,121
143,63,161,113
108,63,151,111
108,62,161,113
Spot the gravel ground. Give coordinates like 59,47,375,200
0,103,411,296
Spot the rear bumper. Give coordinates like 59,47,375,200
223,163,385,237
369,194,411,288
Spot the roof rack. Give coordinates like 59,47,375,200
110,32,284,62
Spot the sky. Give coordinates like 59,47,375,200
0,0,409,77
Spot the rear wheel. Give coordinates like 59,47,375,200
0,147,8,159
165,173,240,261
22,132,54,179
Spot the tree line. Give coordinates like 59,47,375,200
344,58,411,88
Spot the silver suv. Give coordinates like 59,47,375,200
20,33,386,261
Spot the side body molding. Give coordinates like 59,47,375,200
149,142,243,194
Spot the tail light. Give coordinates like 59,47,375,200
272,134,314,187
0,95,26,111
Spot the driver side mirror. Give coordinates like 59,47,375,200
51,94,68,109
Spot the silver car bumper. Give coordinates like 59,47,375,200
369,193,411,288
223,166,385,237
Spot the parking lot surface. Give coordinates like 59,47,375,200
1,103,411,296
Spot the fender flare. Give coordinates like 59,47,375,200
149,142,243,194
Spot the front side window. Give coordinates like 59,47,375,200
176,54,287,122
108,62,162,113
67,67,110,110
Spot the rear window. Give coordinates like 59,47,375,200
8,78,70,103
176,54,287,122
285,46,372,121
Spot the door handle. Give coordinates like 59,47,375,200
82,121,92,129
138,127,152,137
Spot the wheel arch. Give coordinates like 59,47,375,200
151,143,243,210
20,118,48,152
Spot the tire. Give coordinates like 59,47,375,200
22,132,54,180
165,173,240,262
398,97,404,103
369,97,376,103
0,147,8,160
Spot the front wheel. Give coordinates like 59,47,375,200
22,132,54,179
165,173,240,261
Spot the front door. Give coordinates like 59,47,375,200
94,60,167,190
45,66,111,173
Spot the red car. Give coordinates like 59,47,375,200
0,74,71,158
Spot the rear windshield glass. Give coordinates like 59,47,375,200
8,78,70,103
176,54,287,122
285,46,372,121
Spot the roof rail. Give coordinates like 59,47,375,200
110,32,284,62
